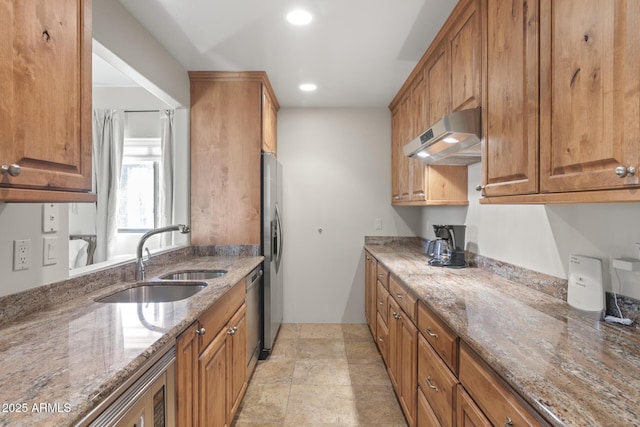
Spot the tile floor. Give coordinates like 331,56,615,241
233,323,408,426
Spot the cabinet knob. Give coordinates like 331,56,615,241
1,164,21,177
195,327,206,336
394,195,400,200
378,300,384,305
227,326,238,336
475,184,485,192
615,165,636,178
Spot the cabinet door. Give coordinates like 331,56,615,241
411,71,429,201
398,96,412,202
391,106,403,203
365,252,378,336
398,313,418,427
449,0,482,113
262,88,278,155
376,311,389,365
228,303,248,422
177,323,200,427
387,297,402,391
426,42,451,127
539,0,640,192
418,387,442,427
418,335,457,427
483,0,539,197
456,385,491,427
0,0,92,198
199,327,229,427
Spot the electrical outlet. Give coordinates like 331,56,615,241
13,239,31,271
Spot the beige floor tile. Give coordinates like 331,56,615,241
300,323,344,339
234,383,290,423
292,359,351,385
250,359,296,384
352,385,408,426
347,358,391,385
276,323,301,340
345,340,381,361
296,338,347,359
234,324,406,427
286,385,358,424
342,324,373,342
269,338,297,359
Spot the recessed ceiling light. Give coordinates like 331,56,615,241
287,10,312,25
299,83,317,92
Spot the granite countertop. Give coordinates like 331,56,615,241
365,238,640,427
0,252,263,427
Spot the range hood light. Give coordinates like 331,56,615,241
443,136,459,143
416,151,430,158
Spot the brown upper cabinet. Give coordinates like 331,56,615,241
481,0,640,203
389,0,480,206
0,0,94,202
189,71,279,245
262,86,278,155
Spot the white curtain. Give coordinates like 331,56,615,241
159,109,175,246
92,109,125,263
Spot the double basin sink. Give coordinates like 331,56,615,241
96,270,228,304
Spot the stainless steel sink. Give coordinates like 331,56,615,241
159,270,228,281
96,282,207,303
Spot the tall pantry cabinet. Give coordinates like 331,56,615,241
189,71,279,245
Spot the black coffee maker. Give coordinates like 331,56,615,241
429,225,466,268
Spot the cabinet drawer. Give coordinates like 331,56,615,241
377,263,389,289
459,344,545,427
389,275,417,323
456,385,491,427
417,302,458,374
418,386,442,427
376,281,389,324
376,312,389,364
418,335,458,427
199,279,246,351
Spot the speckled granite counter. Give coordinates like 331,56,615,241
0,250,262,426
365,238,640,427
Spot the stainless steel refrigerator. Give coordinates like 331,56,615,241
260,152,283,358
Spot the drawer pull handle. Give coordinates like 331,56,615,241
396,293,404,299
378,336,384,342
425,327,438,339
195,327,206,336
378,300,384,305
426,376,438,391
505,417,513,427
378,274,386,278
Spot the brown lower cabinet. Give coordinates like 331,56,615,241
176,280,247,427
365,251,549,427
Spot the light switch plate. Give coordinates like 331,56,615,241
43,236,57,266
43,203,59,233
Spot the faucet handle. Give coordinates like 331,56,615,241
144,247,152,263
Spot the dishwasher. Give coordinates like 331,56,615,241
245,266,263,375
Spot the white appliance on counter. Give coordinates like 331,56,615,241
567,255,604,319
261,152,284,358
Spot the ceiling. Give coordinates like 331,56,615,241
114,0,457,108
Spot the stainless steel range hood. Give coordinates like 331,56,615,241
403,107,481,165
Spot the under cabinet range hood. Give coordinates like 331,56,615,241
403,107,481,165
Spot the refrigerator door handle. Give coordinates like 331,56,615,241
275,204,283,272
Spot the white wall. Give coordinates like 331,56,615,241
420,163,640,300
278,108,421,323
0,204,69,297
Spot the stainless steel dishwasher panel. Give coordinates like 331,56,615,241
246,266,263,375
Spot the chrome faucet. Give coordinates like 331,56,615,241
136,224,191,280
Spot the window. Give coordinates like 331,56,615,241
117,138,161,232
